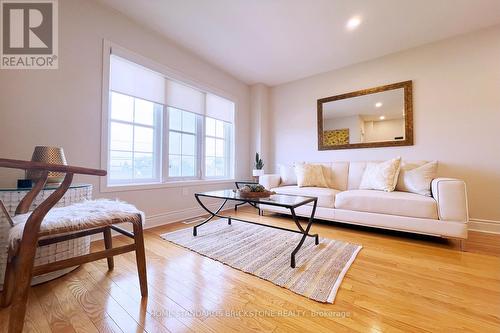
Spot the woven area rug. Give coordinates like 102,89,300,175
161,219,362,303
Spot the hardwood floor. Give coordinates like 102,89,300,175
1,207,499,333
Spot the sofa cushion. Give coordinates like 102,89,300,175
271,186,340,208
279,164,297,185
348,161,369,190
335,190,438,219
323,162,349,191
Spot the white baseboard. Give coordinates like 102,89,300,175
468,218,500,234
91,202,235,242
144,202,233,229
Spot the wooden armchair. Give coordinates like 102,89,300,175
0,158,147,333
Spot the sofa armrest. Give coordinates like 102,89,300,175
431,178,469,222
259,174,281,190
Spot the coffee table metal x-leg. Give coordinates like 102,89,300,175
193,193,319,268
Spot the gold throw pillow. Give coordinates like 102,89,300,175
294,163,329,188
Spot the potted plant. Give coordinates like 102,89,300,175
252,153,264,179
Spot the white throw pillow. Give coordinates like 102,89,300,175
359,157,402,192
396,161,437,196
295,163,328,188
279,164,297,185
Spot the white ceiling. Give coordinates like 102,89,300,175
96,0,500,86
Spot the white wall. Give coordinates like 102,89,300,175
250,84,271,172
0,0,251,226
364,118,405,142
269,26,500,222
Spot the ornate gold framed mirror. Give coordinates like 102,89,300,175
317,80,413,150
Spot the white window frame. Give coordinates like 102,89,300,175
100,40,237,192
164,106,203,182
107,91,163,186
204,117,234,180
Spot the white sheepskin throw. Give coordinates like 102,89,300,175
9,199,144,246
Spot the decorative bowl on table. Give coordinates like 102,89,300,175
234,184,275,198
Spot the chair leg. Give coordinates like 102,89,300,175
103,227,114,270
0,256,16,307
8,248,37,333
132,222,148,297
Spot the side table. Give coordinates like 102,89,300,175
0,184,92,288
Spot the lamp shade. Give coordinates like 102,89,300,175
26,146,67,183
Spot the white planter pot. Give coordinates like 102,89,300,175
252,169,264,177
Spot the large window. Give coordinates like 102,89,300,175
106,52,235,186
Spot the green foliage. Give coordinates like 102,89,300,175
241,184,266,192
254,152,264,170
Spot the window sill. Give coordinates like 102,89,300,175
100,178,237,193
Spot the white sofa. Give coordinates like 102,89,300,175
259,161,468,239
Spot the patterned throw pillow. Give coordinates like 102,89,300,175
396,161,438,196
359,157,402,192
295,163,329,188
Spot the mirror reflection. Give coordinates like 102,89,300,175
317,81,412,150
322,88,405,145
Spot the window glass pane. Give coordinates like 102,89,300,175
215,157,225,176
205,137,215,157
205,157,215,177
109,151,133,180
134,126,154,152
134,99,155,126
169,155,181,177
134,153,153,179
215,120,224,138
182,111,196,134
206,117,216,137
111,92,134,122
225,122,233,137
181,156,195,177
182,133,196,156
169,107,182,131
215,139,224,157
110,122,133,151
169,131,181,155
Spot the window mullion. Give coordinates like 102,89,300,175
131,99,136,180
198,115,204,180
155,104,163,182
163,105,169,182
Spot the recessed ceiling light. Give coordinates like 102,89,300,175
379,115,385,120
375,102,383,108
346,16,362,30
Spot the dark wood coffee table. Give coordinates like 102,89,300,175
193,190,319,268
